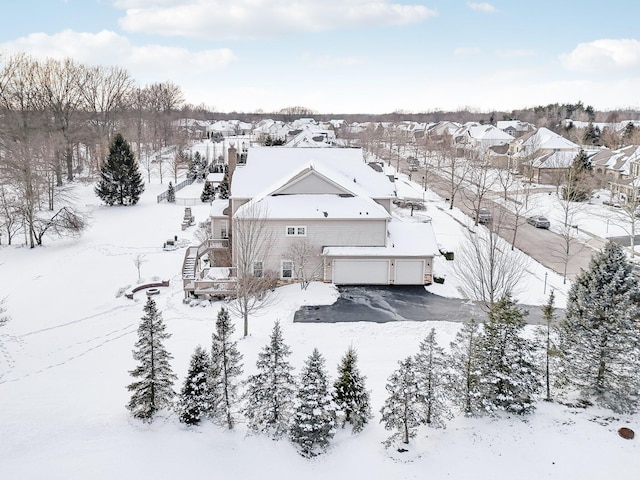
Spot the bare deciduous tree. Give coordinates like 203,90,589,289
228,202,277,337
285,239,322,290
454,218,530,309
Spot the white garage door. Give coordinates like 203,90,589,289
333,259,389,285
394,260,424,285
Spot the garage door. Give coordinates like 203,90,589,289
394,260,424,285
333,259,389,285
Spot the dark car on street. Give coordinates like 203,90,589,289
527,215,550,229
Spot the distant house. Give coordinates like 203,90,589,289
496,120,534,138
510,127,580,182
182,146,440,298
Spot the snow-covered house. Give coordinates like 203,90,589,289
510,127,580,181
182,146,440,298
496,120,534,138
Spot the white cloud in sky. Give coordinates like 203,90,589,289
466,2,497,13
454,47,482,57
560,39,640,73
0,30,235,78
116,0,438,40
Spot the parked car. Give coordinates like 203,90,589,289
477,208,492,224
527,215,551,229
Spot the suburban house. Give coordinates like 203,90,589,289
599,145,640,203
182,146,440,298
510,127,580,183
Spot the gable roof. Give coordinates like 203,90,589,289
231,147,396,199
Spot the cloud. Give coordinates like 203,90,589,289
560,39,640,73
454,47,481,57
116,0,438,40
494,49,537,58
0,30,235,78
466,2,497,13
301,52,364,69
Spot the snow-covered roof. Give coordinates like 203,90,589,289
467,125,514,141
237,194,390,220
522,127,579,151
529,150,577,169
208,199,229,217
231,147,396,199
322,220,439,257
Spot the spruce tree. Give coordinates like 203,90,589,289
243,321,296,438
562,149,592,202
448,318,484,416
200,181,216,203
559,242,640,413
167,181,176,203
177,345,211,425
217,172,230,200
478,294,540,415
534,290,561,402
126,297,176,422
290,348,337,457
209,307,243,429
333,346,372,433
380,356,427,446
415,329,452,428
95,133,145,206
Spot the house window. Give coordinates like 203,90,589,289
285,225,307,236
253,261,263,278
281,261,293,279
221,221,228,239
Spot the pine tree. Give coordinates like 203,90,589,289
177,346,211,425
188,151,207,180
290,348,337,457
95,133,145,206
558,242,640,413
534,290,561,402
478,294,540,415
243,321,296,438
415,329,452,428
562,149,592,202
167,181,175,203
333,346,372,434
380,356,427,446
217,172,230,200
448,318,484,416
126,297,176,422
209,307,243,429
200,181,216,203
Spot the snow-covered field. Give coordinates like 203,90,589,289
1,175,638,479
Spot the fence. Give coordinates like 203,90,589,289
156,177,196,203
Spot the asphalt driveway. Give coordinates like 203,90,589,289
293,286,549,324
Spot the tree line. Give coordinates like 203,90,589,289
0,53,186,247
127,241,640,455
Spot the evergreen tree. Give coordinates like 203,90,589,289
447,318,484,416
534,290,561,402
217,172,230,200
478,294,540,415
415,329,452,428
188,151,207,180
209,307,243,429
177,345,211,425
243,321,296,438
562,149,592,202
126,297,176,422
95,133,145,206
290,348,337,457
380,356,427,446
558,242,640,413
200,181,216,203
623,122,636,144
167,181,175,203
332,346,372,433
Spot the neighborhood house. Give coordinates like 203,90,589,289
182,146,440,298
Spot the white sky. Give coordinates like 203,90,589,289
2,1,640,113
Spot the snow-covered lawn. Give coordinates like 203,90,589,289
1,178,638,479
